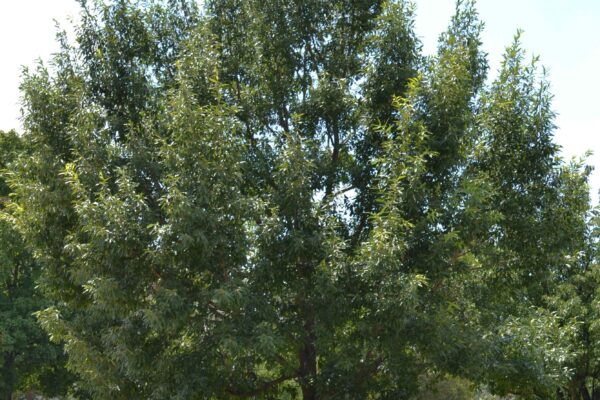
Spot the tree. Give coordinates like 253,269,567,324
553,205,600,400
466,37,596,399
509,162,600,400
6,0,592,398
0,130,71,400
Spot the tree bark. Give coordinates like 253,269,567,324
568,383,580,400
299,309,317,400
3,352,14,400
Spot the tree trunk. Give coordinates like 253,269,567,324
569,383,580,400
299,310,317,400
3,352,14,400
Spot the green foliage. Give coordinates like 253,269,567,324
4,0,598,399
0,130,72,400
415,375,476,400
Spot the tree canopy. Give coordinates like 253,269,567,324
2,0,599,399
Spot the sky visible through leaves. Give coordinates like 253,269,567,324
1,0,598,200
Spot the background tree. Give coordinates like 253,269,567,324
0,130,71,400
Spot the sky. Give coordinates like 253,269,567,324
1,0,599,200
414,0,600,201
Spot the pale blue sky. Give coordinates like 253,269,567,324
415,0,600,201
1,0,599,200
